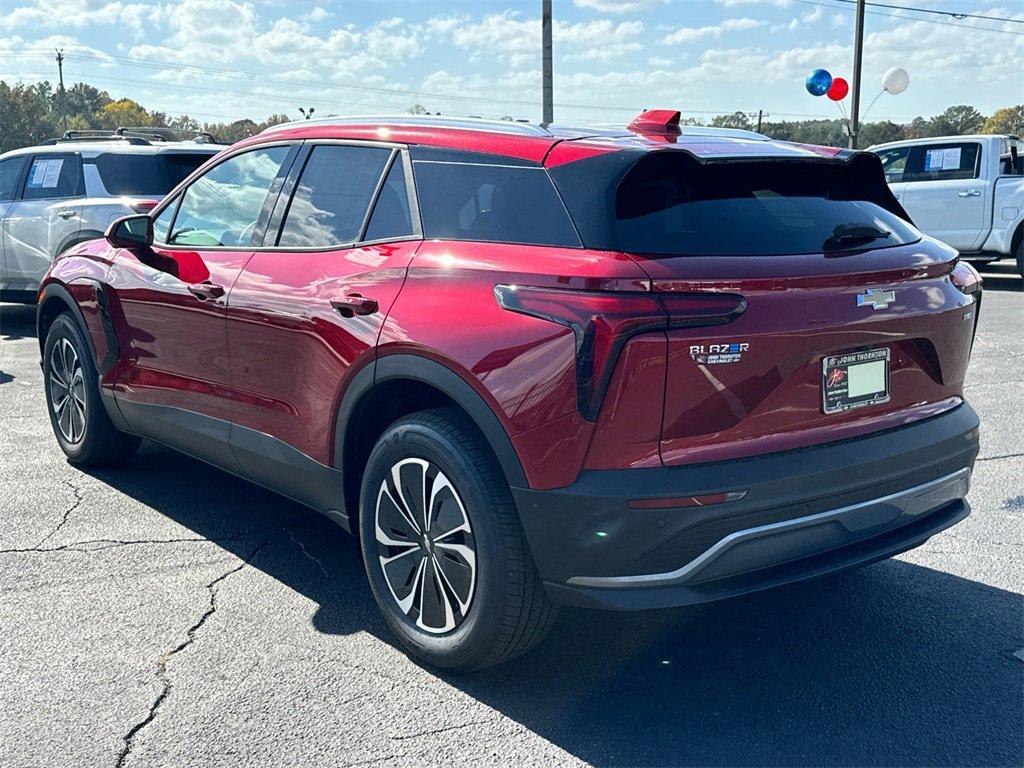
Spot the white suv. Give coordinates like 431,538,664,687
0,128,223,302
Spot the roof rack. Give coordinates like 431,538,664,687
114,126,220,144
41,131,151,146
39,127,221,146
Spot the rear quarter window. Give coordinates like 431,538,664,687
91,152,211,196
413,161,580,248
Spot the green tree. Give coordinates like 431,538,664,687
859,120,905,147
710,111,752,130
928,105,985,136
0,81,58,152
62,82,111,127
980,105,1024,136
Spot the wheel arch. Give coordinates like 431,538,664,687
55,229,104,259
36,282,92,359
335,353,529,521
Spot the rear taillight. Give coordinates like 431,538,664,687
129,199,160,213
950,261,982,295
495,284,746,420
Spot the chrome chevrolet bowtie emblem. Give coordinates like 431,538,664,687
856,288,896,310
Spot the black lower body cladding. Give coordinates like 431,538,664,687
512,404,979,610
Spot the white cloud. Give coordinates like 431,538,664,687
0,0,159,33
573,0,665,12
662,17,766,45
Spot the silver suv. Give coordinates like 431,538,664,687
0,128,223,303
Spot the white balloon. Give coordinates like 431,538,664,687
882,67,909,95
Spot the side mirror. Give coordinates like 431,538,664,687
106,214,153,249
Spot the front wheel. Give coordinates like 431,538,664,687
358,407,556,671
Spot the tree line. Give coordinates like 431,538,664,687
2,79,1022,154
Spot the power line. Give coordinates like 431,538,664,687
0,48,778,116
829,0,1024,25
790,0,1024,35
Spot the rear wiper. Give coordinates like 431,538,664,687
823,224,892,251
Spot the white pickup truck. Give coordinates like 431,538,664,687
869,134,1024,281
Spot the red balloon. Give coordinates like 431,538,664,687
827,77,849,101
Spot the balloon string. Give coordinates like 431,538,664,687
861,90,884,122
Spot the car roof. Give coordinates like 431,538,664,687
1,140,222,159
253,112,855,166
868,134,1019,151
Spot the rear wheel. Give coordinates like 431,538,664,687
43,313,140,466
1016,240,1023,283
358,407,556,671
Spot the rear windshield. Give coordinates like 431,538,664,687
91,152,211,196
615,154,920,256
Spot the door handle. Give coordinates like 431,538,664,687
57,209,77,219
331,294,378,317
958,189,982,197
187,282,226,301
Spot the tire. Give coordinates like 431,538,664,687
1016,240,1023,282
42,313,140,466
358,407,556,671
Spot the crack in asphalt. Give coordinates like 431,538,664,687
389,718,495,741
32,477,84,549
0,516,320,556
977,451,1024,462
114,538,272,768
287,525,331,581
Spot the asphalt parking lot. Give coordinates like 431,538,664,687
0,263,1021,768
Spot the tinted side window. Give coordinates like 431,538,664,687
905,143,981,182
363,156,413,242
22,154,81,200
876,146,909,183
414,162,580,247
278,145,392,247
169,146,289,247
0,156,25,201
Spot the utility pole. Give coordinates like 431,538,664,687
55,49,67,131
298,107,315,120
756,109,763,133
849,0,866,148
541,0,553,125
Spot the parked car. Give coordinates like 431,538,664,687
37,112,981,670
0,128,222,302
870,134,1024,280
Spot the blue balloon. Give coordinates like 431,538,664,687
805,68,833,96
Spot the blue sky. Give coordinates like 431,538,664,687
1,0,1021,126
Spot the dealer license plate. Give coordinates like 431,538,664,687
822,347,890,414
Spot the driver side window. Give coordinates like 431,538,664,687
168,146,290,247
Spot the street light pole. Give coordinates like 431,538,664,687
849,0,866,148
542,0,553,125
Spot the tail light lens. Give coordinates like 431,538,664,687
495,284,746,421
129,199,161,213
950,260,982,295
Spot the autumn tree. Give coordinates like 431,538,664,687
981,106,1024,136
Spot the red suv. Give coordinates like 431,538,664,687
37,112,981,670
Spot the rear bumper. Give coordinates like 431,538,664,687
511,403,979,610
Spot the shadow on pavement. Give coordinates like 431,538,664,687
0,303,37,341
977,261,1023,293
87,442,1023,768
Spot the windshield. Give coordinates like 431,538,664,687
91,152,211,196
615,154,920,256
